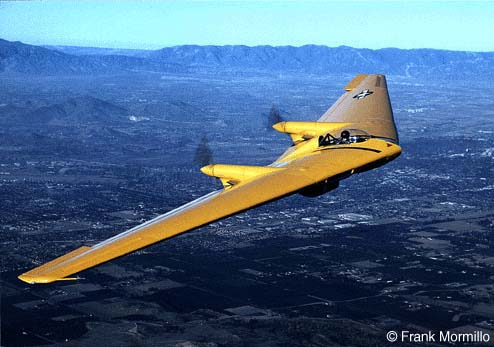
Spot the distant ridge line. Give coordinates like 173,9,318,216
43,42,494,54
1,38,493,78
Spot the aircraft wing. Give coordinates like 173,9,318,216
318,74,399,143
19,74,401,284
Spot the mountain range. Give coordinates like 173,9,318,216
0,96,130,126
1,38,494,78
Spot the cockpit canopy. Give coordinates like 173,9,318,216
345,128,371,143
318,128,371,147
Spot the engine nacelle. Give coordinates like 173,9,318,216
298,180,339,197
298,169,354,197
272,121,352,144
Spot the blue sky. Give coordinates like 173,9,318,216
0,1,493,51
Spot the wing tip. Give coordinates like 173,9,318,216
344,74,369,91
18,273,54,284
17,245,92,284
18,273,79,284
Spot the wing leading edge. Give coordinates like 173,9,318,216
19,74,401,284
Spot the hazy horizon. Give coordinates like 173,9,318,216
1,1,493,52
5,38,494,54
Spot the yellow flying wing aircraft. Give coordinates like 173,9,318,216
18,74,401,284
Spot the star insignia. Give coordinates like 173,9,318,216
353,89,373,99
